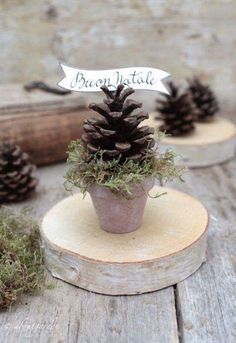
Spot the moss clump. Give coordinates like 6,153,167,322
0,208,44,311
65,132,184,197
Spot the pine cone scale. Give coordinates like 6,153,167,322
99,128,116,137
89,103,110,118
115,142,131,152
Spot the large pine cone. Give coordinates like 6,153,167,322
156,81,195,136
0,142,38,203
82,84,155,162
187,77,219,122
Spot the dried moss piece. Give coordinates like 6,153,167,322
0,208,44,311
64,133,184,198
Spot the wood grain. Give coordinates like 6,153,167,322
0,84,94,166
41,187,208,295
0,159,235,342
173,163,236,343
146,116,236,146
0,108,92,166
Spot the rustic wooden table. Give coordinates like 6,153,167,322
0,159,235,343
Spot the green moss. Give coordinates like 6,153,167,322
65,132,184,197
0,208,44,311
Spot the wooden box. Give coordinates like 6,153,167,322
0,84,92,166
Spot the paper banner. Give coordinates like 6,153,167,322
58,64,170,94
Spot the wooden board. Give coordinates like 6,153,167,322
145,115,236,167
41,186,209,295
173,164,236,342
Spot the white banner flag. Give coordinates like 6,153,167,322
58,64,170,94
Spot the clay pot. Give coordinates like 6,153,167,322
88,178,155,234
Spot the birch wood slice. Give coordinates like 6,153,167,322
41,186,209,295
145,115,236,168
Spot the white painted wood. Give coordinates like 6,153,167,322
145,116,236,168
41,186,209,295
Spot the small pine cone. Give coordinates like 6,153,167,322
0,142,38,204
82,84,155,162
156,81,195,137
187,77,219,122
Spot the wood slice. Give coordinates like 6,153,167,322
145,115,236,167
41,186,209,295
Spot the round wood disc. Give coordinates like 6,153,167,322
145,115,236,167
41,186,209,295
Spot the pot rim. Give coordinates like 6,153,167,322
88,177,155,199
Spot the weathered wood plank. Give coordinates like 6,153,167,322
0,284,178,343
0,163,179,343
172,161,236,343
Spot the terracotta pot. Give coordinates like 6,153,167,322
88,178,155,234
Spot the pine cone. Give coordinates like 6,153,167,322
187,77,219,122
82,84,155,162
156,81,195,136
0,142,38,204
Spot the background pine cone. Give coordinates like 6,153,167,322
0,142,38,203
156,81,195,136
82,84,155,162
187,77,219,122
